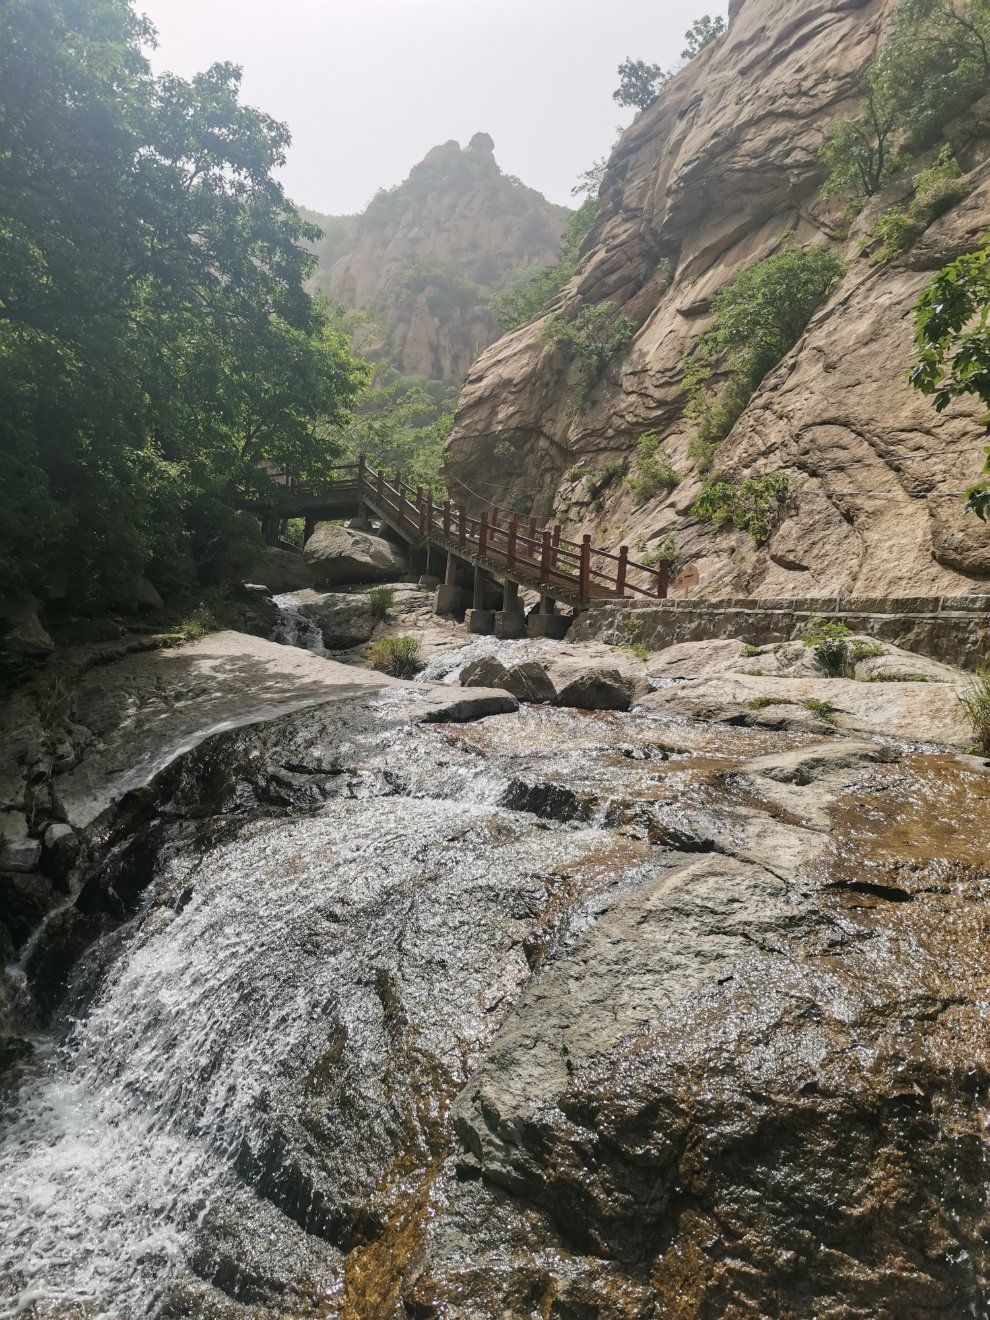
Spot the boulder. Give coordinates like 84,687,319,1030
460,657,557,704
251,548,321,594
303,524,407,585
294,591,378,650
1,600,54,657
554,667,640,712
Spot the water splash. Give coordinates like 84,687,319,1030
271,592,329,656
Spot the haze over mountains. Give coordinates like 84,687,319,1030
301,135,569,384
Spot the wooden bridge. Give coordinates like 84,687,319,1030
259,459,669,632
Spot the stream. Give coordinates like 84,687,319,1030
1,596,988,1317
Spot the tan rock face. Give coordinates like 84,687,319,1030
443,0,990,597
323,139,567,382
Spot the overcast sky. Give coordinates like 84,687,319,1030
138,0,728,216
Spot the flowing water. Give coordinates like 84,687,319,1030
1,597,986,1316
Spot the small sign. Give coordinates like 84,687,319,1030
671,563,699,596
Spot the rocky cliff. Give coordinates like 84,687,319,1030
310,135,568,383
442,0,990,597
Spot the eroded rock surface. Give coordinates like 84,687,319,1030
443,0,990,599
1,626,988,1317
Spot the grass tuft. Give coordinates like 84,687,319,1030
365,635,422,678
960,670,990,755
368,586,396,621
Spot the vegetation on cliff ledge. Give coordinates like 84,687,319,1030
683,239,844,469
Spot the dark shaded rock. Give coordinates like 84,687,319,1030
460,657,556,704
555,668,638,712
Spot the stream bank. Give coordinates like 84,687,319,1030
1,593,988,1317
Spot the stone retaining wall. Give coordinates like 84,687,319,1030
570,595,990,671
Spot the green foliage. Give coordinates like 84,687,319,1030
745,696,794,709
365,634,421,678
847,639,885,663
803,617,852,675
692,474,790,545
324,363,457,494
911,238,990,518
540,301,635,407
0,0,367,612
613,58,670,111
802,698,840,723
495,198,598,331
822,0,990,205
960,670,990,754
869,149,968,260
683,239,843,463
640,534,679,569
626,433,681,502
367,586,395,621
682,15,726,60
911,240,990,418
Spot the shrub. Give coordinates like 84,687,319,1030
692,474,790,545
495,198,597,331
960,671,990,754
368,586,395,621
847,639,885,663
869,149,968,261
365,634,421,678
626,433,681,502
803,617,852,675
683,240,843,462
540,301,635,407
640,534,679,569
803,698,839,723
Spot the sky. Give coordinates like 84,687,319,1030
137,0,728,217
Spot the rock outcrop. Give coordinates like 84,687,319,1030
303,523,407,585
442,0,990,600
309,137,567,382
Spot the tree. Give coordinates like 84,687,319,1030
910,242,990,517
0,0,366,607
572,159,608,200
613,58,670,111
682,15,727,61
494,198,598,331
821,0,990,205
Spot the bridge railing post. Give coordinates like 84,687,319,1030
426,489,434,539
376,467,385,504
616,545,628,597
357,453,366,491
507,514,518,570
580,534,591,602
491,505,500,531
458,506,466,550
540,530,551,583
551,524,561,571
479,511,489,558
443,499,450,539
416,486,425,538
397,474,406,529
658,562,669,599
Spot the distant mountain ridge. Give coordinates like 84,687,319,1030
301,135,568,383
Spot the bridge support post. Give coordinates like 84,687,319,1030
435,552,463,617
495,577,526,639
467,565,495,634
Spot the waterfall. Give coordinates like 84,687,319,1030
271,592,328,656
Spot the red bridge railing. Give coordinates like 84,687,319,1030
272,457,670,604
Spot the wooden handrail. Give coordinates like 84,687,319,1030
264,455,673,603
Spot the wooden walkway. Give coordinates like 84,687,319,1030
267,459,669,610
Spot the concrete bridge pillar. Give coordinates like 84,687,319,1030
467,564,495,634
495,577,526,639
435,552,463,616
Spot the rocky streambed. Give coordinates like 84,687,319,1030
1,600,989,1317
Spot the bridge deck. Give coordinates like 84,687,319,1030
260,461,669,608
